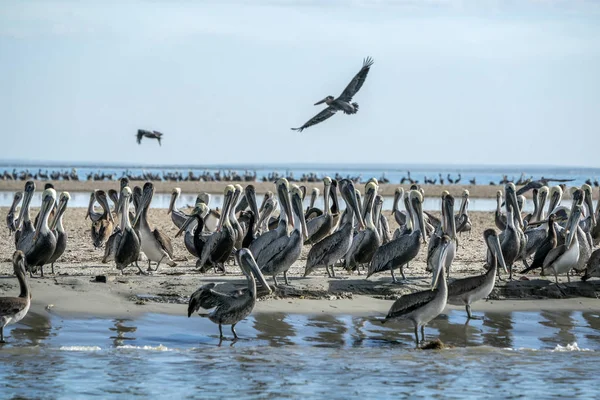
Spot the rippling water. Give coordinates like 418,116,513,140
1,310,600,398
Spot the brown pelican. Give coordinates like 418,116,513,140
249,179,293,262
291,57,374,132
368,190,426,283
582,248,600,281
257,197,277,234
0,251,31,343
305,177,334,244
108,189,120,214
20,188,58,277
114,187,143,274
426,193,457,276
260,185,308,286
91,190,115,249
167,188,188,229
305,179,365,277
133,182,177,271
136,129,163,146
85,192,101,222
305,188,321,220
236,185,260,247
542,204,582,282
382,235,451,347
47,192,70,274
521,213,558,274
230,184,245,250
6,191,23,236
197,185,237,272
14,181,36,249
391,188,408,228
496,183,524,280
175,202,210,267
448,229,507,320
494,190,507,231
344,181,381,274
188,248,271,341
455,190,472,236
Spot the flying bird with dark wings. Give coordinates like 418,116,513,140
292,57,374,132
136,129,164,146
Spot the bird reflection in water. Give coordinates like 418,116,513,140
109,319,137,347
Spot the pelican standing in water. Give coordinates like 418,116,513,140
382,235,451,347
47,192,70,274
6,191,23,236
20,188,58,277
344,181,381,274
305,179,365,277
114,187,142,274
448,229,507,320
260,185,308,286
292,57,374,132
368,190,427,283
133,182,177,271
0,251,31,344
91,190,115,249
188,249,271,341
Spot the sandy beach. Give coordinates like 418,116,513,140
1,205,598,320
0,180,511,199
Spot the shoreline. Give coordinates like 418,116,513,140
1,180,513,199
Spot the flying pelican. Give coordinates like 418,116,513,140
114,187,143,274
382,235,451,347
6,191,23,236
188,249,271,341
197,186,237,272
20,188,58,277
542,204,582,282
47,192,70,275
448,229,507,320
91,190,115,249
260,185,308,286
368,190,426,283
305,179,365,277
0,251,31,344
305,177,334,244
136,129,163,146
291,57,374,132
133,182,177,271
344,181,381,274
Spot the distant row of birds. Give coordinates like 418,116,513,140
2,176,600,345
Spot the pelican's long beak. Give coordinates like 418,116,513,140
33,193,53,241
277,181,294,229
217,189,233,232
49,196,69,231
342,181,365,230
566,206,582,248
247,188,260,235
292,190,308,241
132,191,149,226
167,192,177,215
16,188,33,230
431,239,449,290
489,233,507,273
314,97,328,106
239,249,272,294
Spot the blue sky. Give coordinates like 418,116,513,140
1,0,599,167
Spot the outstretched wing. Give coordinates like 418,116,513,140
153,229,174,257
291,107,337,132
338,57,374,102
136,129,145,144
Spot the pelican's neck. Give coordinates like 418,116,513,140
537,195,547,221
38,202,52,234
246,271,257,299
17,269,29,299
531,193,539,222
9,195,20,215
87,194,95,218
496,195,502,215
122,199,132,230
323,186,331,216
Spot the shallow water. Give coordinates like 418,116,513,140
0,190,539,213
1,310,600,398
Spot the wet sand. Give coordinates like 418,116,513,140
0,180,508,199
1,206,598,319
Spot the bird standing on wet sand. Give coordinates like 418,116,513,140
188,249,271,342
292,57,374,132
136,129,163,146
0,251,31,344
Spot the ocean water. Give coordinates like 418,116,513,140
2,163,599,187
1,309,600,398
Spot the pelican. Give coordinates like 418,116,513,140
249,179,293,262
582,248,600,281
496,183,524,280
368,190,426,283
448,229,507,320
14,181,35,248
260,185,308,286
292,57,374,132
197,185,237,272
46,192,70,275
136,129,163,146
305,179,365,277
91,190,115,249
494,190,507,231
114,187,142,274
167,188,188,229
391,188,408,228
382,235,451,347
85,192,102,222
133,182,177,271
374,194,391,244
20,188,58,277
175,202,210,267
305,177,334,244
108,189,120,214
455,190,472,236
344,181,381,274
305,188,321,220
230,184,245,250
196,192,220,233
521,214,558,274
426,193,457,276
188,249,271,341
0,251,31,344
6,191,23,236
542,204,582,282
